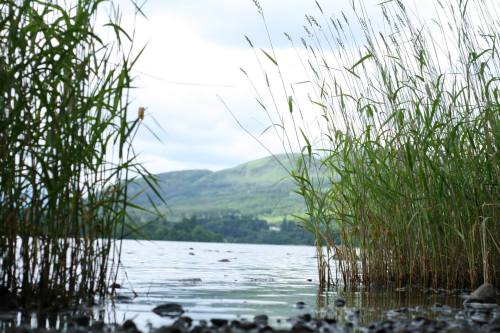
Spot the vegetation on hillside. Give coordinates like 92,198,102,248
125,214,317,245
129,155,307,221
249,0,500,290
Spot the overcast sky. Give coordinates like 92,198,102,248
122,0,440,173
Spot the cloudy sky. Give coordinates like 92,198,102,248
121,0,438,173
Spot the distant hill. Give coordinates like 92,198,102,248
129,154,311,222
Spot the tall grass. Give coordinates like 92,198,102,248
248,0,499,289
0,0,157,306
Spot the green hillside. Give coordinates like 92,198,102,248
130,154,307,222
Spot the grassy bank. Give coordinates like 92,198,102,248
248,0,499,289
0,0,155,306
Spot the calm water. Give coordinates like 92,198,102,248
1,240,473,331
109,240,320,329
105,240,465,331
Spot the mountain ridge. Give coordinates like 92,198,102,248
130,154,307,222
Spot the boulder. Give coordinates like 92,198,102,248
464,283,497,304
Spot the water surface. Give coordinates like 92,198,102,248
108,240,465,330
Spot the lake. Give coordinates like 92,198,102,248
105,240,465,331
110,240,319,330
1,239,481,332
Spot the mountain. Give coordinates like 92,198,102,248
129,154,309,222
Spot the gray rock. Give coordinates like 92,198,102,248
465,283,497,304
173,316,192,328
254,314,269,326
334,298,346,307
153,303,184,317
210,319,228,327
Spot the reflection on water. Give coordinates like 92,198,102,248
110,241,467,330
0,240,479,331
111,240,320,329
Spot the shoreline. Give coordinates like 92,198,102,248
1,295,499,333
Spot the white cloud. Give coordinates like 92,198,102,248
113,0,493,172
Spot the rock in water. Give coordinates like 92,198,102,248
464,283,496,304
210,319,228,327
153,303,184,317
121,319,137,331
295,301,306,309
334,298,346,307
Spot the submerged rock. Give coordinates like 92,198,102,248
294,301,306,309
153,303,185,317
179,278,202,284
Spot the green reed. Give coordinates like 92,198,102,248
248,0,499,289
0,0,157,306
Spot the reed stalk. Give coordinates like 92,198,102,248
0,0,157,307
248,0,499,289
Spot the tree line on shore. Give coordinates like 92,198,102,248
124,214,320,245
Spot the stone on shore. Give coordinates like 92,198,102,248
254,314,269,326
